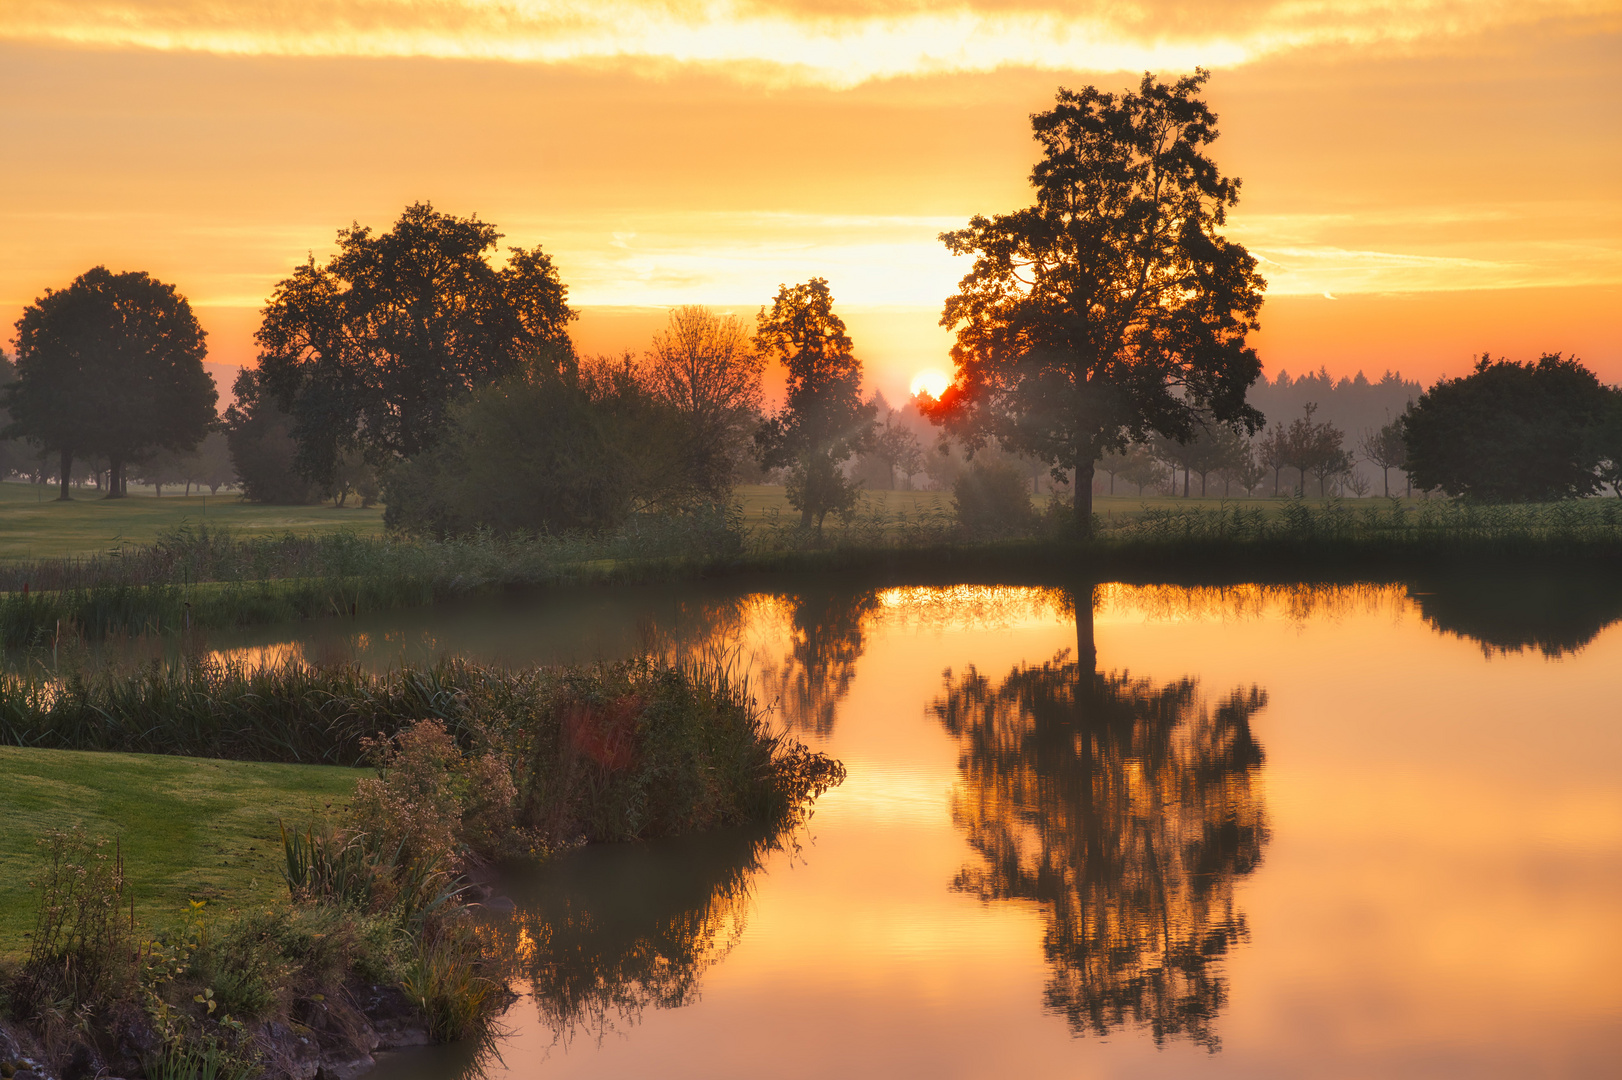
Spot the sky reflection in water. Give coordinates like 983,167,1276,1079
229,579,1621,1078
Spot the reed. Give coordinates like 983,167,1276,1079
0,656,845,846
5,499,1615,654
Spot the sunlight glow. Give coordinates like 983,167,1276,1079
910,369,950,400
3,0,1604,87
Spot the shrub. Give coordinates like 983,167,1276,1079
952,457,1036,539
350,719,518,867
15,827,136,1013
382,375,634,537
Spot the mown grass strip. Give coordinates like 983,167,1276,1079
0,745,357,956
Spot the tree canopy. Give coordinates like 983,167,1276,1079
255,202,575,489
645,305,764,501
930,71,1265,534
1401,352,1614,502
6,266,215,499
753,279,875,531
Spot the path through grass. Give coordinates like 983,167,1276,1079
0,746,358,955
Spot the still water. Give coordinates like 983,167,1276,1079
236,580,1622,1076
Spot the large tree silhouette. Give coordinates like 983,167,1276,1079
933,592,1268,1049
1401,352,1612,502
255,202,574,490
7,267,215,499
930,71,1265,535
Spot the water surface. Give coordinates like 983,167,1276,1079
141,581,1622,1074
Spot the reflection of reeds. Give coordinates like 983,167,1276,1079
510,821,786,1046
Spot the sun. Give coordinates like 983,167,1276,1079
910,369,950,400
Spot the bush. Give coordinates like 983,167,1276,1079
14,827,136,1014
952,457,1036,539
351,719,518,867
383,375,633,537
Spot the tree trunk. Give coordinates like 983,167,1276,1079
57,448,73,501
106,456,124,499
1200,471,1208,497
1182,466,1190,497
1075,458,1096,537
1073,584,1098,670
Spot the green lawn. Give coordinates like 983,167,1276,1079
0,480,384,561
0,746,359,955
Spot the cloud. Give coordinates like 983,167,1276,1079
5,0,1611,86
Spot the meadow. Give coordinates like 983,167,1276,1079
0,480,384,561
5,478,1428,562
0,746,355,953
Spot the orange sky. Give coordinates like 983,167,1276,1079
1,1,1618,405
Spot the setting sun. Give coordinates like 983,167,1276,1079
910,369,950,400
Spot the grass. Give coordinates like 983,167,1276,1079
0,745,357,957
0,480,383,561
1,488,1617,656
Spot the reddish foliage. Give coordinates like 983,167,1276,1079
564,694,644,772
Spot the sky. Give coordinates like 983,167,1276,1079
2,0,1619,405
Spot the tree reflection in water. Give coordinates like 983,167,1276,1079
933,593,1269,1050
760,589,879,736
1409,574,1622,658
500,823,782,1045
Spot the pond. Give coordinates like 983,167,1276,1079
138,577,1622,1075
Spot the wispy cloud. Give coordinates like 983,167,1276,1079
5,1,1610,85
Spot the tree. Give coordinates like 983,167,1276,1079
1216,435,1265,495
854,392,925,490
7,267,215,499
182,431,236,495
1275,403,1349,497
645,305,765,501
954,456,1037,539
1097,446,1130,494
753,279,876,531
255,202,576,491
1117,442,1168,495
1359,417,1407,498
1256,424,1287,496
1402,353,1611,502
0,350,30,479
1596,394,1622,498
382,351,725,537
383,370,630,537
225,369,323,504
1151,415,1244,497
930,71,1265,536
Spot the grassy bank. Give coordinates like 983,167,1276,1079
0,655,843,1077
0,747,356,955
1,495,1618,653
